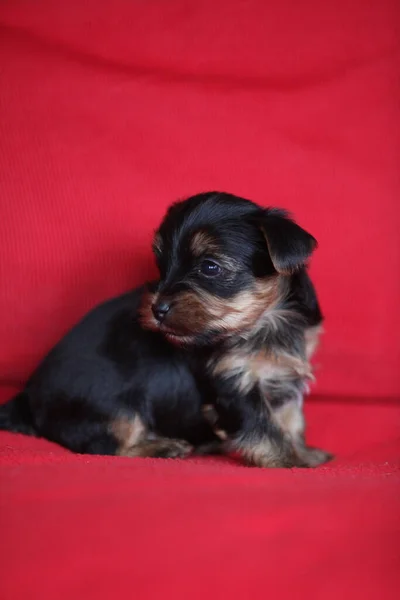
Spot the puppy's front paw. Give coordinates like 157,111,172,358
152,439,193,459
295,446,333,467
241,440,308,469
252,453,309,469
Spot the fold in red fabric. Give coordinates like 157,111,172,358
0,2,399,599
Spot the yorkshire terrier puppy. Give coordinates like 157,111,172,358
0,192,332,467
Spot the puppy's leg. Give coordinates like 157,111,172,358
215,388,307,468
118,438,193,458
111,414,192,459
272,396,333,467
193,439,225,456
192,405,226,455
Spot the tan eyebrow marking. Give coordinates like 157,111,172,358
190,230,219,257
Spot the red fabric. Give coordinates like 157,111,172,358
1,398,399,600
0,2,399,599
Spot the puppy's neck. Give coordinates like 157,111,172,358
228,275,305,351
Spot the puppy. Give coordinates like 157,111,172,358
0,192,332,467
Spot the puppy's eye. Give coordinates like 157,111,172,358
199,259,221,277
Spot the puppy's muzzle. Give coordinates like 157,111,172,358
151,301,171,323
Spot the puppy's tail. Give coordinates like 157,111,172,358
0,392,37,436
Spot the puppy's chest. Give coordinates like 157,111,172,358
209,345,312,395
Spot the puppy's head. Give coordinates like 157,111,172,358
140,192,317,345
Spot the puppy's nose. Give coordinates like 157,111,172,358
151,302,171,323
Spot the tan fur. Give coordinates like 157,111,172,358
202,404,228,440
240,438,279,467
273,399,305,441
213,348,313,395
237,437,301,468
294,445,333,467
138,289,159,331
140,276,282,339
207,277,280,330
240,436,330,468
190,231,219,257
111,414,147,456
271,399,333,467
260,225,316,275
139,290,198,344
255,308,299,334
259,226,294,275
119,438,192,458
111,412,193,458
189,232,240,272
186,277,281,334
305,324,323,359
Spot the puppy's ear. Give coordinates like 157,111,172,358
260,209,317,274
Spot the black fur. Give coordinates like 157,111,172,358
0,192,332,467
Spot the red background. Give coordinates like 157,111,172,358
0,2,399,599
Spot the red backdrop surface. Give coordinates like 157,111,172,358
0,2,399,599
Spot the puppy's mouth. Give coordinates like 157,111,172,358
160,327,197,346
160,326,185,338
